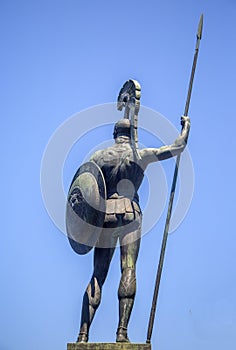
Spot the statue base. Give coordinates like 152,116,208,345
67,343,151,350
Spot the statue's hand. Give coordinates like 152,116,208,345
181,116,190,127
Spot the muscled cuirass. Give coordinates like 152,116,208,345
91,142,144,224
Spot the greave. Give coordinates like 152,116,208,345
116,297,134,342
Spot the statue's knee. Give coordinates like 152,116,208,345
86,276,101,309
118,268,136,299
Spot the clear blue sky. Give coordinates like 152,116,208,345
1,1,236,350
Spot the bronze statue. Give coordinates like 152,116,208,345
66,80,190,343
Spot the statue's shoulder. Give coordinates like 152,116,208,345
90,146,115,164
90,149,103,163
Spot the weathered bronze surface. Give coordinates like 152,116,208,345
67,80,190,343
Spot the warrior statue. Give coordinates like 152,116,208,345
66,80,190,343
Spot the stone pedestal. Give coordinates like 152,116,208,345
67,343,151,350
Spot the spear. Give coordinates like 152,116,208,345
146,14,203,344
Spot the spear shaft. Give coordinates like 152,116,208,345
146,14,203,344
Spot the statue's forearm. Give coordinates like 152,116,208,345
140,117,190,165
159,118,190,159
174,117,191,147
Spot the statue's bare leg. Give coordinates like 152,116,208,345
77,234,117,342
116,222,141,342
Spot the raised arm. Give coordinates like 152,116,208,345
140,116,190,167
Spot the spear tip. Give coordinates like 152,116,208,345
197,13,204,40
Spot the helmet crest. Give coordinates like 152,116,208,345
117,79,141,160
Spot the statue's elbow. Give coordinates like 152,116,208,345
173,141,186,156
179,144,186,154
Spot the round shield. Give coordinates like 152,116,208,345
66,161,106,255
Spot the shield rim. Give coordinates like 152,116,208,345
66,161,106,255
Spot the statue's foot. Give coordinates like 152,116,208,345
116,327,130,343
77,332,88,343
